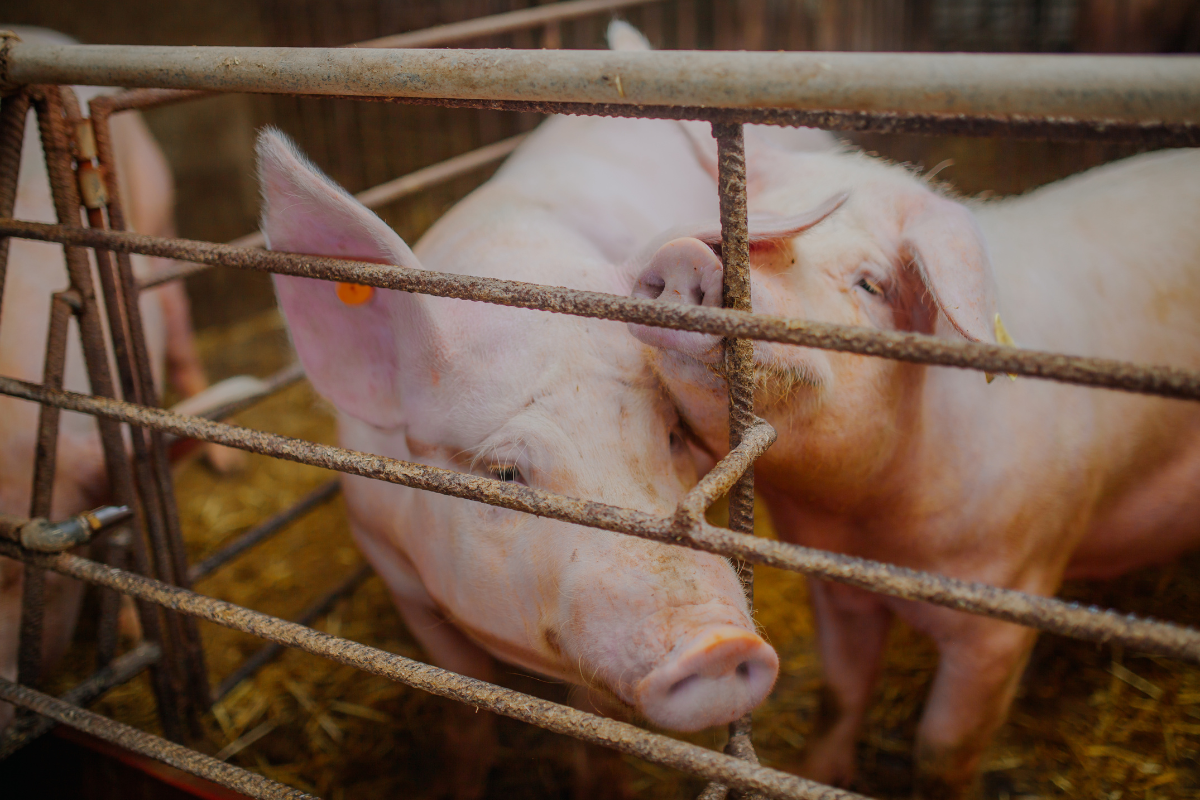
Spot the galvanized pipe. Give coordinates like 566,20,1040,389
6,220,1200,403
3,375,1198,662
2,42,1198,128
0,541,866,800
138,133,528,291
0,675,315,799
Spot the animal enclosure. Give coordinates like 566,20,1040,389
1,2,1199,798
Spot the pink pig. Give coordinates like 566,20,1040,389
630,136,1200,797
0,26,245,733
257,84,784,797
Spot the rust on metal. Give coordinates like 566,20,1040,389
0,541,867,800
6,220,1200,403
3,376,1199,662
0,674,314,800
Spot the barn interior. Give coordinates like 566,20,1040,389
1,1,1198,798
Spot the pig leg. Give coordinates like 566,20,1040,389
913,617,1037,800
799,579,893,788
390,597,499,800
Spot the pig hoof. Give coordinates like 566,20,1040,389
635,626,778,732
202,443,248,475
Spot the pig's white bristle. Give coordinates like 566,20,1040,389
606,19,652,51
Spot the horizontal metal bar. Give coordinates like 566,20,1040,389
356,0,662,49
214,563,372,701
0,542,861,800
7,220,1199,402
0,673,313,799
195,362,306,421
139,133,528,290
2,375,1198,662
3,42,1197,128
0,642,161,759
189,480,341,583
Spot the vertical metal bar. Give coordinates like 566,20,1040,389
88,99,211,729
709,120,761,800
30,84,187,743
0,90,31,310
16,291,75,693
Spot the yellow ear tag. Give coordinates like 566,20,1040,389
336,282,374,305
986,312,1017,383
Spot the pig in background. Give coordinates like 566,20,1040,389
0,27,244,733
257,24,785,799
630,128,1200,798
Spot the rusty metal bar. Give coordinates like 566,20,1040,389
193,362,306,421
4,376,1199,663
712,121,761,795
87,96,212,727
0,641,160,759
355,0,663,48
8,220,1200,403
4,43,1198,131
0,675,314,799
676,421,776,524
29,84,189,742
214,563,371,701
0,541,865,800
0,89,29,310
189,480,341,583
138,133,528,290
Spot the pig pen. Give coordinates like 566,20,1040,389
2,5,1200,800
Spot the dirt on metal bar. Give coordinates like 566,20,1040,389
5,220,1200,403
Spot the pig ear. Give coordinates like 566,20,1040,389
258,128,437,429
692,193,849,247
901,194,998,344
675,122,802,189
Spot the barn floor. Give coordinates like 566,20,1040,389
47,307,1200,800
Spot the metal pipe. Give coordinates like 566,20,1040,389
214,563,371,701
3,375,1199,662
7,220,1200,403
189,480,341,583
137,133,528,290
355,0,664,49
0,541,865,800
2,43,1198,128
0,675,315,800
0,505,132,553
0,642,160,759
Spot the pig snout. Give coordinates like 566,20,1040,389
630,237,723,359
635,625,778,732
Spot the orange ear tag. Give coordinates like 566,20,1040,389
336,282,374,305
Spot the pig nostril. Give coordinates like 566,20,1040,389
736,661,751,679
636,274,666,301
668,674,700,696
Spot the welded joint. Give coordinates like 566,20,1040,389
673,419,776,531
0,505,131,552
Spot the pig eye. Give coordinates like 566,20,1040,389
489,464,525,484
856,277,885,297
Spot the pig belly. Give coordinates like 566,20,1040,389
1066,437,1200,580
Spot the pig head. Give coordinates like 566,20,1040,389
259,128,777,735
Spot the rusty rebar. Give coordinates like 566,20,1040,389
29,84,188,742
88,96,212,729
7,220,1200,403
4,376,1198,662
189,480,341,583
214,563,371,701
0,641,160,759
0,675,314,799
676,421,776,524
137,133,529,291
0,541,865,800
713,119,761,800
0,88,29,310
